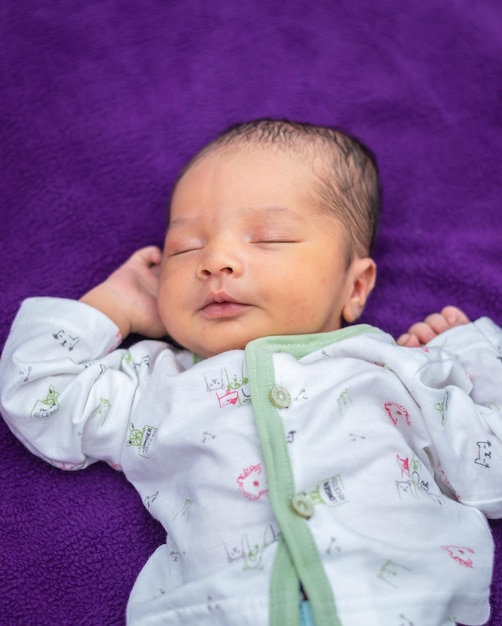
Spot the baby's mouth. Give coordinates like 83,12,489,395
200,293,250,319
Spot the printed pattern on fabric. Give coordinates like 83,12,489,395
0,298,502,625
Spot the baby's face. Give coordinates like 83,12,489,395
158,146,365,357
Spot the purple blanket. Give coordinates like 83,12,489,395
2,2,502,624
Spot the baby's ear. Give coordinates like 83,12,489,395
342,258,377,323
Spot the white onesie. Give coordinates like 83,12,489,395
1,297,502,626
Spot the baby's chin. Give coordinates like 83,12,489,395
176,325,343,359
179,334,258,359
190,340,249,360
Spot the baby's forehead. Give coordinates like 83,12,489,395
177,142,329,197
214,137,329,162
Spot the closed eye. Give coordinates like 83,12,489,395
252,239,299,247
251,236,299,244
168,247,201,257
165,242,204,257
250,227,301,245
251,230,300,243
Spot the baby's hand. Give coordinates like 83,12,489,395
397,306,470,347
80,246,166,339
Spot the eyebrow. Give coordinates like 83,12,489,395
168,205,307,228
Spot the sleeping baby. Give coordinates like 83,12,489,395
1,118,502,626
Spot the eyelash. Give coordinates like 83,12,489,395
168,246,201,257
252,239,297,245
166,236,299,256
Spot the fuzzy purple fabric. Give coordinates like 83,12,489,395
1,2,502,624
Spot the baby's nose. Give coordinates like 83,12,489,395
197,239,243,277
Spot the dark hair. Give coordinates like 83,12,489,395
171,118,381,261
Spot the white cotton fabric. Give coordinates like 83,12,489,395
1,297,502,626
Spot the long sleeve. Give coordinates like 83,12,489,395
427,317,502,408
0,297,167,470
410,318,502,517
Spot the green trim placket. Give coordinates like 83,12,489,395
245,325,380,626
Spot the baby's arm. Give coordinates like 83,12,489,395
0,245,168,470
405,315,502,517
80,246,166,339
396,306,470,347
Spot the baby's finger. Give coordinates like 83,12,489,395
441,306,470,326
405,322,437,345
423,312,451,336
396,332,421,347
134,245,163,267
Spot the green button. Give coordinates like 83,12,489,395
291,494,315,519
269,385,291,409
